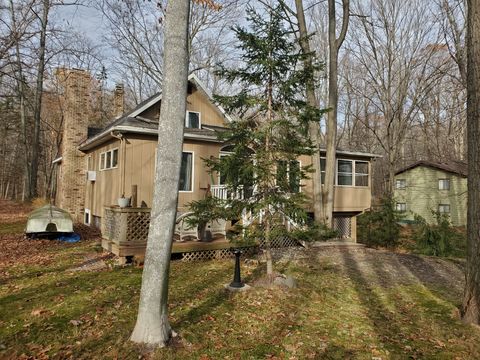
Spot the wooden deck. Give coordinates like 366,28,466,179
172,237,234,253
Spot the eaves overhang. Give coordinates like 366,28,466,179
78,126,222,151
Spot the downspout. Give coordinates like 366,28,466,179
110,131,126,196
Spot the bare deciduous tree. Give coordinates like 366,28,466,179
347,0,445,193
130,0,190,347
462,0,480,325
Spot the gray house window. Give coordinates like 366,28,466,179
395,179,406,189
396,202,407,212
438,204,450,214
438,179,450,190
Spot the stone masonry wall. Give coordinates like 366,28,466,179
55,68,91,222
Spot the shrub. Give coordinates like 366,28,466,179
357,196,401,249
413,212,466,257
290,222,338,243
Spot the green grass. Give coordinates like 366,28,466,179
1,226,480,359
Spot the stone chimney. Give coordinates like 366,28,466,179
113,83,125,118
55,68,92,222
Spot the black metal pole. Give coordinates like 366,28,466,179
230,250,244,288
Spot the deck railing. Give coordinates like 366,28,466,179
210,185,244,200
103,206,151,246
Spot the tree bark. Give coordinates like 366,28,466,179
294,0,324,224
324,0,349,227
462,0,480,325
130,0,191,347
29,0,49,200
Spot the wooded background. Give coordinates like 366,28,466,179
0,0,467,201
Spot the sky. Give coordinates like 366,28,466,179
53,3,104,43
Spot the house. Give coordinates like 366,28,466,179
54,68,379,258
394,161,467,226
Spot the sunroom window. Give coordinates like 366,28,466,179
337,160,353,186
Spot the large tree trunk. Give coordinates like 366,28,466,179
130,0,190,346
462,0,480,325
294,0,324,224
324,0,349,227
29,0,49,200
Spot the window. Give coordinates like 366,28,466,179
337,160,353,186
84,209,91,225
396,203,407,212
276,160,301,193
439,179,450,190
185,111,200,128
438,204,450,214
355,161,369,187
179,152,193,191
395,179,406,189
320,158,326,185
99,148,119,170
322,158,370,187
100,153,106,170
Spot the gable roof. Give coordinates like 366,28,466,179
78,74,232,151
395,160,468,178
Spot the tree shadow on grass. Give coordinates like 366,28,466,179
339,248,412,356
394,253,464,303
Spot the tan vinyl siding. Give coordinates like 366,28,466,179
394,166,467,226
138,87,228,126
85,138,123,219
121,135,222,212
185,90,227,127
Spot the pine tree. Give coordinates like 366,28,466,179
194,5,324,278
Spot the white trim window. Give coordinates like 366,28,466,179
396,203,407,212
337,159,353,186
99,148,118,170
438,179,450,190
276,160,301,193
395,179,406,189
355,161,369,187
320,157,326,185
179,151,194,192
322,158,370,187
185,111,201,129
438,204,450,214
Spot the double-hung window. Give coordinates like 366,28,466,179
438,204,450,214
320,158,326,185
179,152,194,191
438,179,450,190
185,111,201,129
355,161,369,187
99,149,118,170
395,179,406,189
337,160,353,186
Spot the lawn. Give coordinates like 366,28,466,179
1,200,480,359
